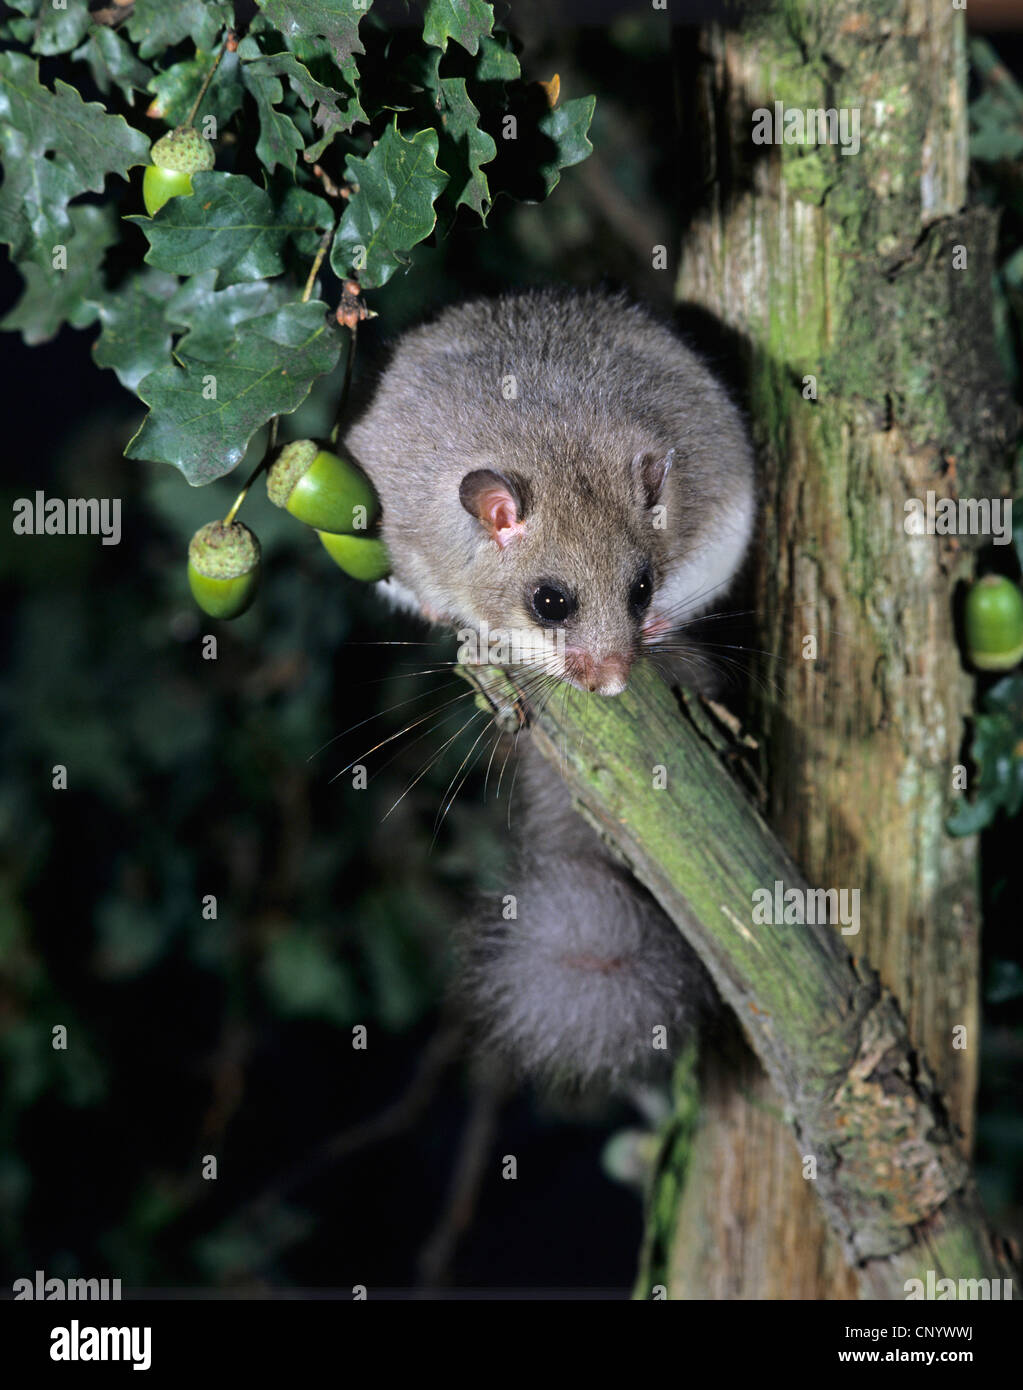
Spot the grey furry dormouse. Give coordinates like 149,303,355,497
345,288,754,695
343,287,755,1090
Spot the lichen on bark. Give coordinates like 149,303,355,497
660,0,1014,1297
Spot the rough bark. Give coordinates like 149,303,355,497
659,0,1016,1298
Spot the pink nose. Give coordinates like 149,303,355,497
566,651,632,694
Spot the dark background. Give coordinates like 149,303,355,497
1,1,1022,1297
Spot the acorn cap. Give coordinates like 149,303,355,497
151,125,215,174
188,521,260,579
267,439,319,509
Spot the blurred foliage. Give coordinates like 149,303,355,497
947,671,1023,835
957,45,1023,845
960,35,1023,1243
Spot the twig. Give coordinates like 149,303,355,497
232,1022,464,1232
221,417,278,526
330,322,357,447
416,1070,507,1291
301,224,336,304
187,31,234,129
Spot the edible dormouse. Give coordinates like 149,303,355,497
343,287,755,695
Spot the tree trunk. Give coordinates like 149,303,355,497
662,0,1015,1297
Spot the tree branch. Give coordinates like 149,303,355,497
462,661,1015,1298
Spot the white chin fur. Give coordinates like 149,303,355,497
596,675,627,697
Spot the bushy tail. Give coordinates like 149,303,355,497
456,848,708,1092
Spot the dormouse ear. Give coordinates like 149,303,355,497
459,469,525,548
632,448,675,508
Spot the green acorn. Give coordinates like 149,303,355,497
317,529,391,582
187,521,261,619
267,439,379,535
964,574,1023,672
144,126,215,216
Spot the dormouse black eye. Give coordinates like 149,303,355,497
531,584,575,625
629,566,653,615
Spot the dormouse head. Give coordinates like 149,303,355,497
457,446,676,696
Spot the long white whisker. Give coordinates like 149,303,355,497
380,707,490,822
329,685,479,783
309,674,468,762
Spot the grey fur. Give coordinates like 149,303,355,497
456,745,712,1090
343,288,755,1090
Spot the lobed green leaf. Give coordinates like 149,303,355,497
1,204,117,345
146,49,245,129
241,50,366,164
536,94,596,196
91,269,181,393
8,0,90,57
435,76,496,222
71,27,154,104
127,0,234,61
0,53,150,264
130,171,333,288
331,123,448,287
126,295,342,482
947,673,1023,834
420,0,494,56
474,30,521,82
254,0,371,66
241,62,306,173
